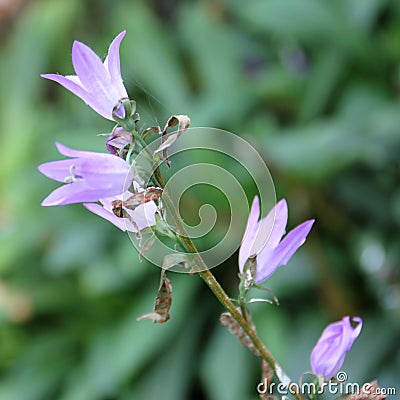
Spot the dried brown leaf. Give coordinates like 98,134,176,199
219,308,261,358
155,115,190,166
123,187,163,211
142,125,162,140
162,115,191,138
137,272,172,323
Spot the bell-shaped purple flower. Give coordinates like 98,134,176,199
239,196,314,284
41,31,128,120
38,143,132,206
83,192,157,232
310,316,363,379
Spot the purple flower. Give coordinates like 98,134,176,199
83,192,157,232
239,196,314,284
105,127,132,156
310,316,363,379
38,143,132,206
41,31,128,120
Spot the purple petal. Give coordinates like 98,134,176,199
41,182,116,206
311,347,346,379
38,143,131,192
41,73,111,119
310,316,362,378
349,317,363,347
104,31,125,81
41,74,93,105
256,219,314,283
238,196,260,272
261,199,288,248
279,219,314,265
103,31,128,98
113,101,126,119
250,199,288,256
54,142,133,191
126,202,158,231
83,203,127,231
72,40,119,119
310,320,347,378
105,128,132,155
73,158,131,192
98,196,116,211
55,142,99,158
38,159,75,182
84,197,157,232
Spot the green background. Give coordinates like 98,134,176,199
0,0,399,399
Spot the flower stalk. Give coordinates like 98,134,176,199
39,30,365,400
107,108,305,398
150,167,305,400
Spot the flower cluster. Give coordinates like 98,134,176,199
39,31,157,232
39,30,364,392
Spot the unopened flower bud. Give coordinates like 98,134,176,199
310,316,362,379
112,98,137,131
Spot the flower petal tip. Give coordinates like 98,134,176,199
72,40,91,59
275,198,288,216
251,195,259,210
304,219,315,230
72,39,82,48
54,142,69,155
276,198,287,207
40,73,62,81
118,29,127,38
41,198,57,207
296,219,315,241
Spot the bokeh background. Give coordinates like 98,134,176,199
1,0,399,399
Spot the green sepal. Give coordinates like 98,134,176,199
153,214,177,241
239,255,257,297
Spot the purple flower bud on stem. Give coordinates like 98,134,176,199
112,99,138,131
310,316,363,379
105,127,133,156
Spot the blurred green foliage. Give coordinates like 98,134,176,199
0,0,399,399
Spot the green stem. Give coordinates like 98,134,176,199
239,296,249,322
161,188,304,400
129,126,304,400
